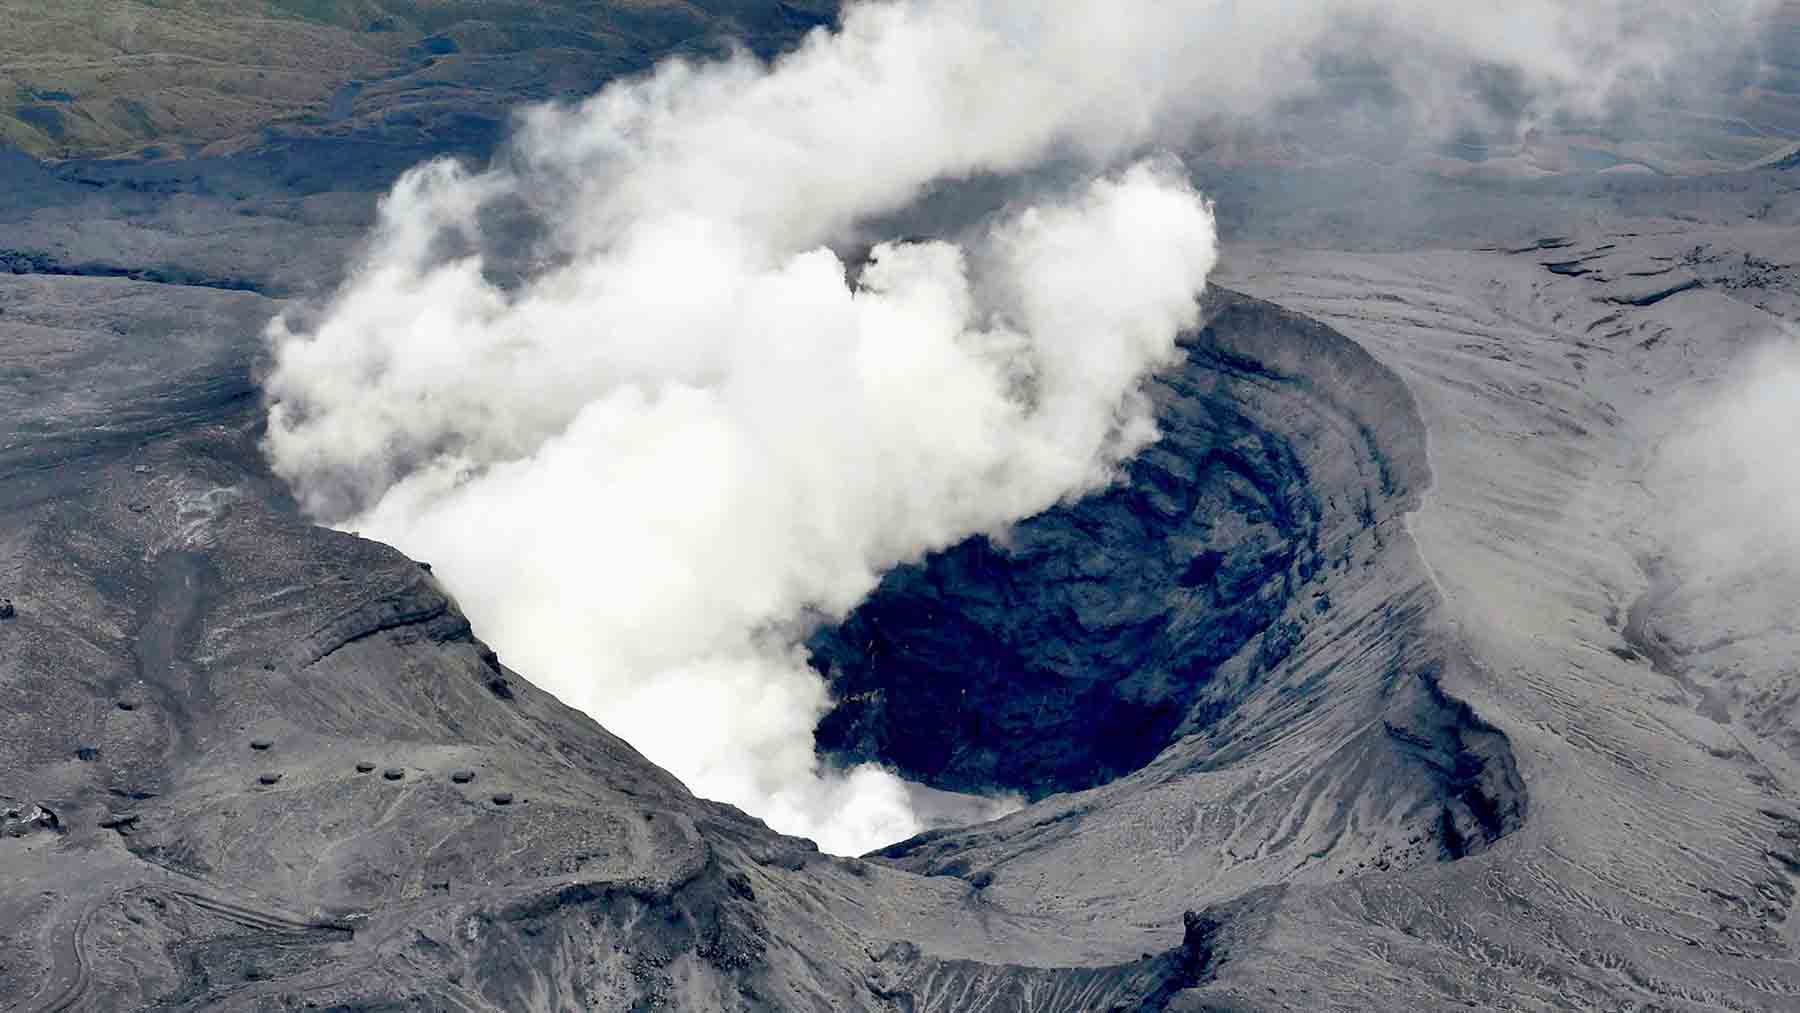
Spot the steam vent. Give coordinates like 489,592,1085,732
4,1,1800,1009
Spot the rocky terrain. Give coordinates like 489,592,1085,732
3,4,1800,1012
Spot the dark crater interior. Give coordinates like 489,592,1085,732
810,377,1314,791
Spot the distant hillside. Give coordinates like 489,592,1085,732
0,0,837,158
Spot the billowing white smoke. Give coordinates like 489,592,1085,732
269,160,1212,854
263,0,1771,854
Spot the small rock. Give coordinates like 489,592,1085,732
249,738,273,751
2,804,61,837
490,792,514,806
354,761,375,773
133,464,151,474
417,34,459,56
726,871,756,901
258,772,282,785
382,768,405,781
1181,910,1220,969
450,770,475,784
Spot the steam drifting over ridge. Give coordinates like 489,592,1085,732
263,0,1774,853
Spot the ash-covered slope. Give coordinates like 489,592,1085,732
1196,219,1800,1010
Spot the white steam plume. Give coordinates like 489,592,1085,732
263,0,1772,854
271,161,1213,854
1655,335,1800,582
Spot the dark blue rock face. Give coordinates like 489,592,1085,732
809,288,1426,799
